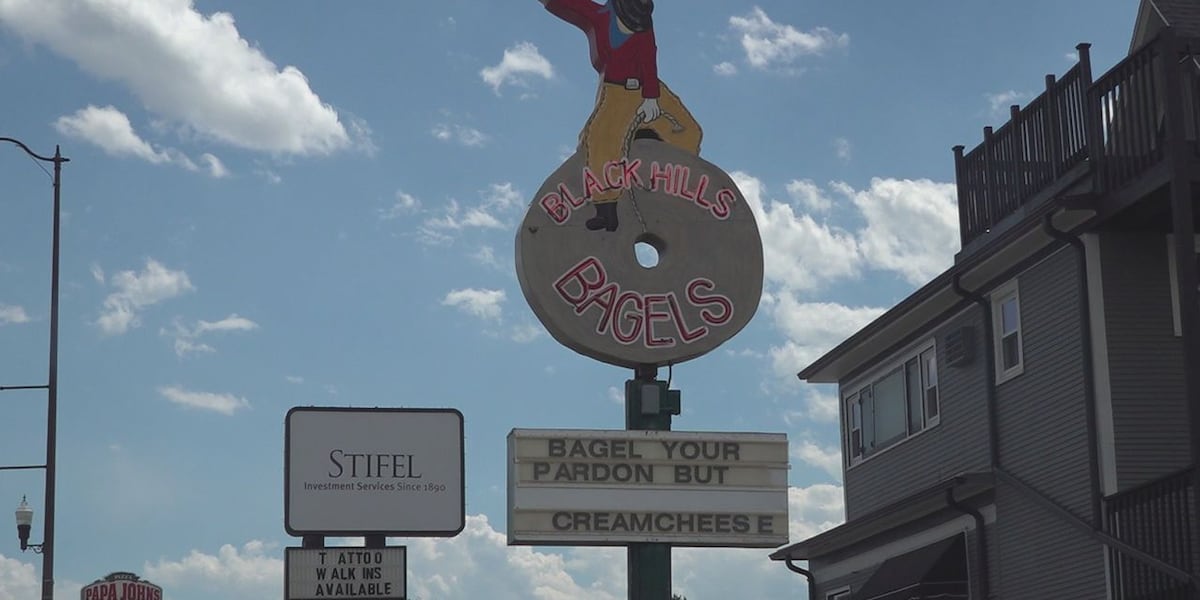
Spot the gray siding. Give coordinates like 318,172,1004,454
990,247,1107,597
990,484,1107,598
994,247,1093,518
842,307,991,520
1100,232,1190,490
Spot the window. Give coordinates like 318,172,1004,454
845,343,940,466
991,280,1023,383
1167,235,1200,337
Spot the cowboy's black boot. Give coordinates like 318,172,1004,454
585,202,619,232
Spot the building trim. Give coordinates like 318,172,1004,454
1083,234,1118,496
1166,234,1200,337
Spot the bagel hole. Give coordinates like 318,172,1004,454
634,233,665,269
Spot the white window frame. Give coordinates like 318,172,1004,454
1167,234,1200,337
844,340,939,468
991,279,1024,384
826,588,851,600
921,347,941,427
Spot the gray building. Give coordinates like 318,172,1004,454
770,2,1200,599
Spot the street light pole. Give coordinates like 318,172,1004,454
0,137,68,600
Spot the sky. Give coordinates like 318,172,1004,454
0,1,1137,598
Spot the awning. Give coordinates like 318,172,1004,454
853,534,969,600
769,471,993,562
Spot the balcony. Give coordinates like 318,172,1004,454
1104,467,1197,599
954,31,1200,253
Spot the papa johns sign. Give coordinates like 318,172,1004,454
516,139,763,368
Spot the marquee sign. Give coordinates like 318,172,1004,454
286,547,407,600
285,407,465,537
80,572,162,600
507,429,789,547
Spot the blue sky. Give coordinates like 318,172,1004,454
0,1,1134,598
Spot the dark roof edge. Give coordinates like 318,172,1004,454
768,471,995,562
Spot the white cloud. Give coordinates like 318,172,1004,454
481,41,554,94
144,540,281,599
379,190,421,220
171,338,216,357
833,177,959,285
134,495,843,600
195,314,258,334
0,555,38,600
161,313,258,357
419,183,525,245
97,259,194,335
471,245,503,270
1,0,361,155
729,7,848,72
510,322,544,343
785,178,833,213
433,123,489,147
833,137,852,162
793,438,843,481
985,90,1031,119
90,262,105,283
734,172,861,293
257,168,283,184
768,294,885,378
55,105,170,163
803,387,839,423
0,304,30,325
713,61,738,76
788,483,846,541
607,386,623,405
158,385,249,415
735,172,959,290
200,152,229,178
0,555,81,599
284,375,304,384
54,105,232,177
443,288,506,321
484,182,524,211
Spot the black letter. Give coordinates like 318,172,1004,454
328,450,344,478
552,512,571,530
757,515,774,534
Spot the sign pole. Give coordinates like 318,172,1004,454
625,365,679,599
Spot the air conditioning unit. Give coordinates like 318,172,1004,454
944,326,975,367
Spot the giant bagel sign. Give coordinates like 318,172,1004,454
516,139,763,368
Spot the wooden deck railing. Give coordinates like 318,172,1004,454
954,49,1093,246
1090,35,1166,192
954,32,1199,249
1104,467,1196,600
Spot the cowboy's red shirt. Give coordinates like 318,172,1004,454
545,0,661,98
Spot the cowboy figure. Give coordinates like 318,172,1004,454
538,0,703,232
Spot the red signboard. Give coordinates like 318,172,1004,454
80,572,162,600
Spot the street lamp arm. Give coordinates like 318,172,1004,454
0,137,69,164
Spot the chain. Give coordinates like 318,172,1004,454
619,111,686,234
